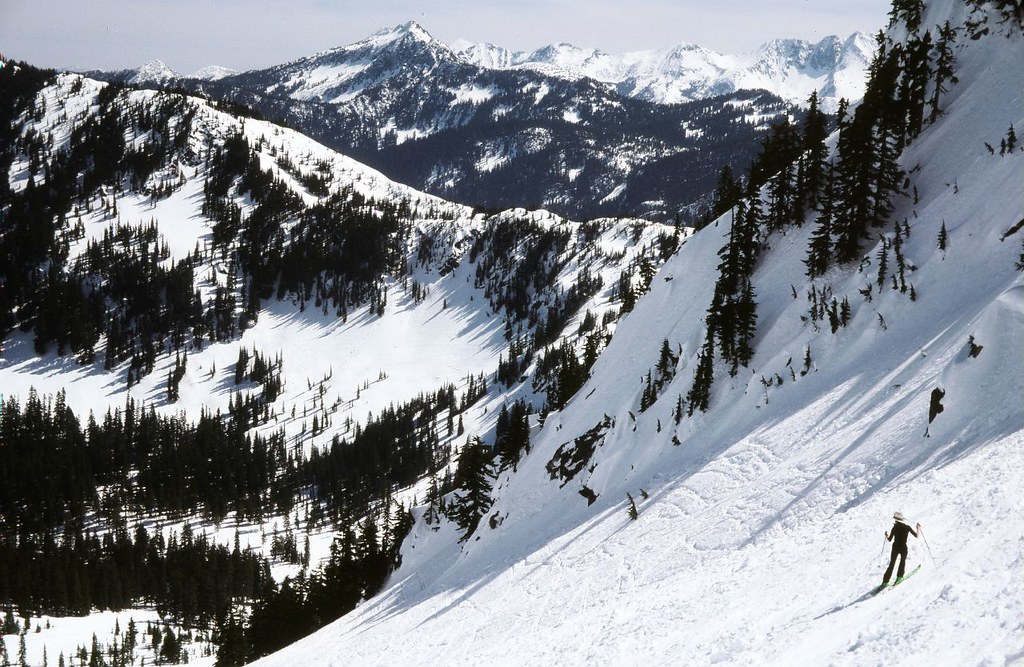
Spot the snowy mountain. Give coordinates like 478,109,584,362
84,25,871,221
226,1,1019,664
0,62,677,455
0,51,712,665
455,32,875,112
3,0,1023,664
128,59,179,85
0,52,693,662
96,22,798,221
190,65,238,81
83,58,181,87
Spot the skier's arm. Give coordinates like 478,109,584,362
911,522,921,538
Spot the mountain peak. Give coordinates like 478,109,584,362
130,59,178,84
189,65,237,81
367,20,439,47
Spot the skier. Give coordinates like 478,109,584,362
882,511,921,585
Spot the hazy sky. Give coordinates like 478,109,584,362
1,0,892,74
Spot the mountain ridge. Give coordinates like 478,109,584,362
454,29,873,112
142,22,801,221
82,22,864,221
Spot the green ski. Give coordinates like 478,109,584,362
874,564,922,595
892,564,922,586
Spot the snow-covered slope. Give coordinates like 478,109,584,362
456,32,874,112
249,2,1024,665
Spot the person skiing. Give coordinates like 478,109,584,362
882,511,921,585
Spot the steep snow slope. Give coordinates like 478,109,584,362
251,2,1024,665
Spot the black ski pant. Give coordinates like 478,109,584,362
883,543,908,583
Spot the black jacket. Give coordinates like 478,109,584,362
889,521,918,547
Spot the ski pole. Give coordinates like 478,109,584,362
920,526,937,568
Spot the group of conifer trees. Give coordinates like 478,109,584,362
685,4,963,414
0,521,271,626
215,504,414,665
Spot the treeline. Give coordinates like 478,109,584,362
470,214,676,414
0,522,271,625
0,390,289,534
0,380,514,662
1,63,427,392
0,373,498,538
216,391,530,664
0,68,198,366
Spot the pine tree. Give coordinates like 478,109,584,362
888,0,925,32
929,21,959,122
801,90,830,208
937,221,948,252
627,493,639,521
876,239,890,288
450,437,495,541
902,30,933,140
805,162,836,278
704,164,743,228
832,37,906,263
686,334,716,416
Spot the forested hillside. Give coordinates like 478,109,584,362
0,59,678,663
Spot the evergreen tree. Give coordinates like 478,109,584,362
929,21,959,122
888,0,925,32
686,334,716,416
496,400,531,470
450,437,495,541
805,162,836,278
801,90,830,208
902,30,933,141
832,37,906,263
705,164,744,227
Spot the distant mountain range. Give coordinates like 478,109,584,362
87,59,238,85
454,32,873,113
86,22,872,220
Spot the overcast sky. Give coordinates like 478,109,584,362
1,0,891,74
